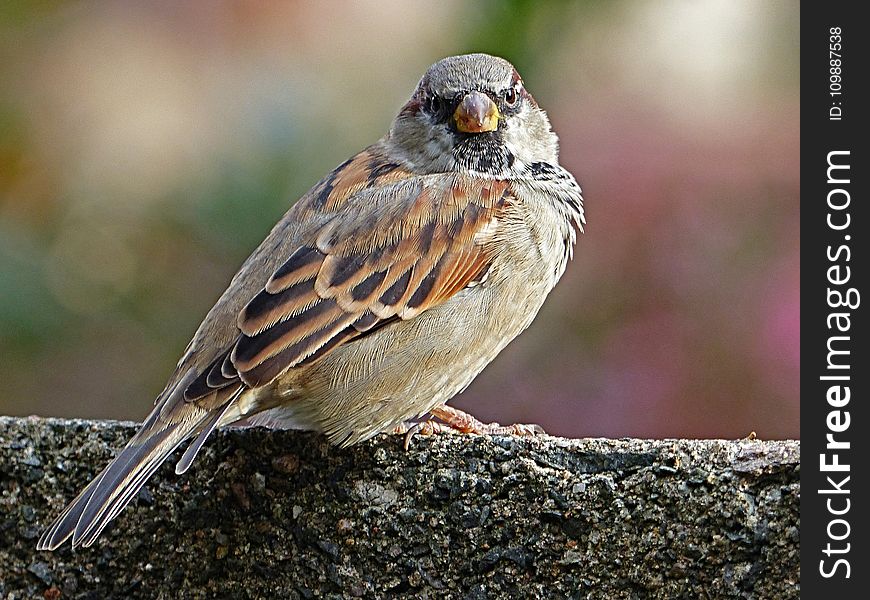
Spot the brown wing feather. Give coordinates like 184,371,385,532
176,145,511,402
226,174,510,389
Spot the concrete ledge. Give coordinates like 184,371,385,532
1,416,799,599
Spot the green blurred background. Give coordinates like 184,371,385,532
0,1,799,439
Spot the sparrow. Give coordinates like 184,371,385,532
38,53,584,550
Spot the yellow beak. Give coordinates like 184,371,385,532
453,91,500,133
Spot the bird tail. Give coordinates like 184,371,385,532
37,376,240,551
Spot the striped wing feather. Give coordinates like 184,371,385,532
232,175,510,388
180,172,509,402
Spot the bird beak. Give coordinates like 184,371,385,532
453,91,500,133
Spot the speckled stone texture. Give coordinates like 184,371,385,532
1,416,798,599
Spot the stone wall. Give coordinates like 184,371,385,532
0,416,799,598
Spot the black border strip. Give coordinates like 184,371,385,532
801,3,867,596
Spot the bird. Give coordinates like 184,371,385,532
37,53,584,550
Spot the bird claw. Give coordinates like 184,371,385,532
394,405,545,450
392,420,456,451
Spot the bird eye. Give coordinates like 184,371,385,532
503,86,519,106
427,94,446,117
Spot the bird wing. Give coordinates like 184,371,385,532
186,167,511,396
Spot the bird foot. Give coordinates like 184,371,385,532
393,405,545,450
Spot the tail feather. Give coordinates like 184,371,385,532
72,423,189,548
37,420,188,550
175,400,236,475
36,465,108,551
37,386,238,550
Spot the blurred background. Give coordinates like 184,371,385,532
0,0,799,439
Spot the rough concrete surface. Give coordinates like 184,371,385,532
1,416,798,599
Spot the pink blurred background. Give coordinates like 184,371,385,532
0,1,799,439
